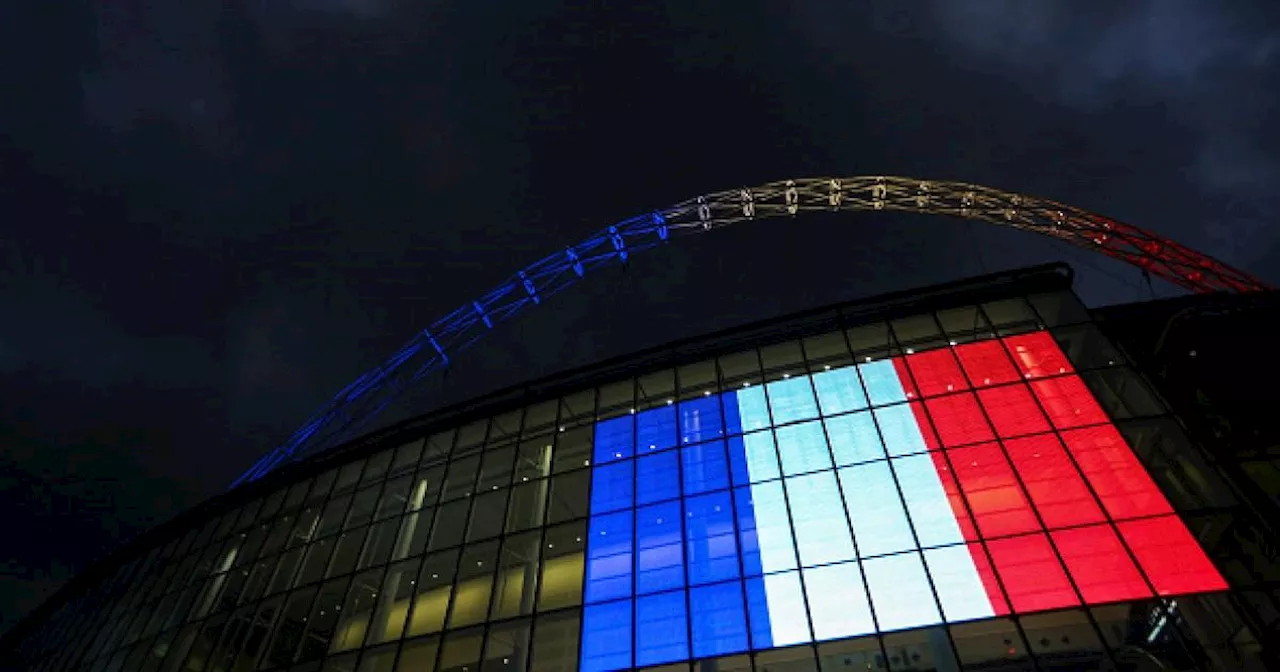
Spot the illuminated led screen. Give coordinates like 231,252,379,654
579,331,1227,670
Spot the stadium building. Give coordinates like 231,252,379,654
4,178,1279,672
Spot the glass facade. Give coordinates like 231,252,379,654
4,278,1272,672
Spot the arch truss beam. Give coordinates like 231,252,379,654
230,177,1269,488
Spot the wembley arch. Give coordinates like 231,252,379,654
231,176,1270,487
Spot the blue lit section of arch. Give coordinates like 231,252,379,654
231,178,1268,489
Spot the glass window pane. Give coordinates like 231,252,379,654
1002,434,1104,528
405,550,457,637
760,340,804,371
824,411,884,466
597,379,634,412
484,618,531,671
875,404,931,457
442,456,479,501
860,360,908,406
506,479,549,533
636,501,684,595
681,440,730,496
923,544,1001,622
356,643,398,672
263,587,315,668
1028,291,1090,327
636,591,688,666
637,450,681,505
465,490,507,542
882,626,958,671
391,506,433,561
389,439,423,478
745,571,810,648
678,360,717,395
375,477,411,521
976,384,1051,438
334,462,365,497
478,445,516,492
811,367,868,416
547,471,590,524
560,390,596,424
515,438,554,483
538,521,586,611
326,529,363,579
727,386,770,434
637,406,678,454
331,569,381,652
396,635,438,672
491,532,540,620
1059,425,1173,519
1115,516,1228,595
876,486,969,570
685,491,739,585
530,611,579,672
455,420,488,455
316,497,352,539
437,626,483,672
803,562,874,641
863,552,941,631
298,577,349,661
1052,323,1125,369
488,410,523,445
580,600,632,672
775,421,832,477
552,426,593,473
427,499,469,552
589,461,633,514
679,395,724,444
448,542,497,628
982,298,1037,326
718,350,760,382
366,559,419,645
947,442,1039,539
802,331,848,363
904,348,968,397
594,416,634,464
985,533,1079,613
924,393,994,447
785,472,855,566
953,340,1020,388
690,581,749,658
361,450,393,485
766,377,819,425
838,462,915,558
585,511,633,604
735,482,797,575
1050,525,1151,604
297,538,336,587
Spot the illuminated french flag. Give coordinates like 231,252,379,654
580,332,1227,671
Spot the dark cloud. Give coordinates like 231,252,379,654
3,0,1279,639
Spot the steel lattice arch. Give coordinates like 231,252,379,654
230,176,1270,488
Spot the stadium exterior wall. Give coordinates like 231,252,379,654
3,264,1274,672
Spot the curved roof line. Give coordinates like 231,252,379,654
232,176,1270,487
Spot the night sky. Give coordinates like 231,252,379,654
2,1,1279,635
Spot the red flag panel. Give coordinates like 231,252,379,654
986,533,1079,613
948,443,1040,539
1051,525,1152,604
1117,516,1229,596
1002,434,1105,528
1005,332,1074,378
978,384,1052,438
925,393,996,447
